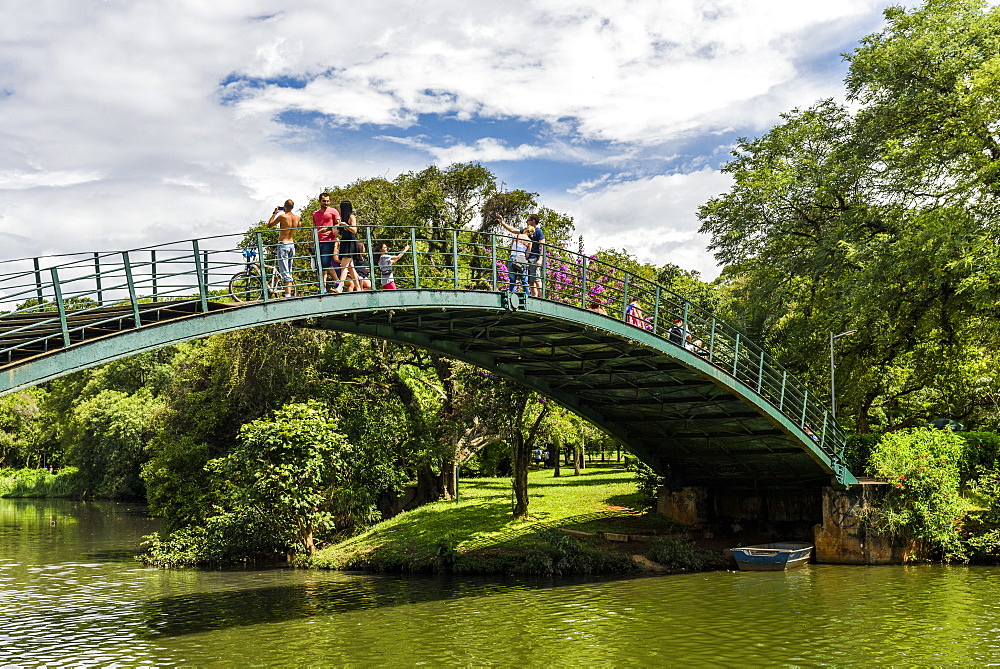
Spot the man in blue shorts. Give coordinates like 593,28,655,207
311,192,342,293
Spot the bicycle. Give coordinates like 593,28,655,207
228,248,299,302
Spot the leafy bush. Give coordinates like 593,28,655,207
139,508,287,567
957,432,1000,483
867,428,969,560
647,535,723,571
0,467,83,497
844,433,880,474
499,529,635,576
964,468,1000,561
624,458,664,512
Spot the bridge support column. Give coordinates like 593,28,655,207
656,486,708,526
813,483,926,565
655,485,820,540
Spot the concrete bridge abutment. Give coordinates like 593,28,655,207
656,482,922,564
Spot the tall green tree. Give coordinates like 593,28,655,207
698,0,1000,432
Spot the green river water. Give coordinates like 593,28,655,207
2,498,999,666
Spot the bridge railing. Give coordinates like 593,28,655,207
0,224,846,469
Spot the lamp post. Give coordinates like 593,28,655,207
830,330,858,420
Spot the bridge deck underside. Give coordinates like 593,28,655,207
0,292,839,490
315,305,832,490
0,300,233,366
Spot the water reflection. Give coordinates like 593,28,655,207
2,497,1000,665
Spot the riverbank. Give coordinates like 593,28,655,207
0,467,82,498
304,464,727,575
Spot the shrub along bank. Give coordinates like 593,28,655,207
0,467,84,498
302,465,716,576
862,429,1000,562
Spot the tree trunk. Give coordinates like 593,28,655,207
296,517,316,557
413,463,444,507
574,442,582,475
553,438,561,478
511,429,530,518
440,458,457,500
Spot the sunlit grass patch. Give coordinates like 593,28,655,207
310,464,648,572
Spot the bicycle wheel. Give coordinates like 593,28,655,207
229,271,264,302
268,276,299,298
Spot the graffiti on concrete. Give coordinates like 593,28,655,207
830,490,859,530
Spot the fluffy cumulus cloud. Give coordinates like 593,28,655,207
548,167,734,280
0,0,893,269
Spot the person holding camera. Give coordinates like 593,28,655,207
267,199,300,297
495,213,545,297
506,223,533,293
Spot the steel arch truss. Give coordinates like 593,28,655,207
0,290,857,489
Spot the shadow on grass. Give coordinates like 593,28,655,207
529,475,634,488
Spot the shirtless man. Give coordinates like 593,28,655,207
267,199,301,297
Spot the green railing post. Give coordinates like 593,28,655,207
149,250,157,302
122,251,142,327
255,232,268,303
451,229,459,290
33,258,44,306
800,389,809,428
683,301,690,329
779,371,787,411
491,234,498,290
757,349,765,393
192,240,209,312
310,226,323,291
94,253,104,305
820,410,829,451
708,318,716,363
653,285,661,333
732,332,740,377
49,267,70,348
580,256,589,308
540,241,548,299
410,228,419,288
620,273,630,320
364,226,375,290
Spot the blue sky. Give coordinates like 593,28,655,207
0,0,901,278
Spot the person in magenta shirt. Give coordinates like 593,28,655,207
311,193,341,293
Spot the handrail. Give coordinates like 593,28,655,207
0,224,847,468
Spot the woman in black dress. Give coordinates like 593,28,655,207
335,200,362,291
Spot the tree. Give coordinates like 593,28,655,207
698,1,1000,432
0,389,44,468
63,388,162,498
215,401,359,556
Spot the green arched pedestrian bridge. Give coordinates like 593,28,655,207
0,226,856,490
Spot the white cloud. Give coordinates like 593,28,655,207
548,167,734,280
377,136,553,163
0,169,104,189
224,0,888,146
0,0,893,272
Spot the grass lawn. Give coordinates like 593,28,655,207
308,463,684,574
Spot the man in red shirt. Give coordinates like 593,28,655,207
311,192,342,293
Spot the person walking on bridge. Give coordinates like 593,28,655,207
267,199,300,297
335,200,362,291
312,193,341,293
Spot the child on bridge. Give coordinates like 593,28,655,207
378,242,410,290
